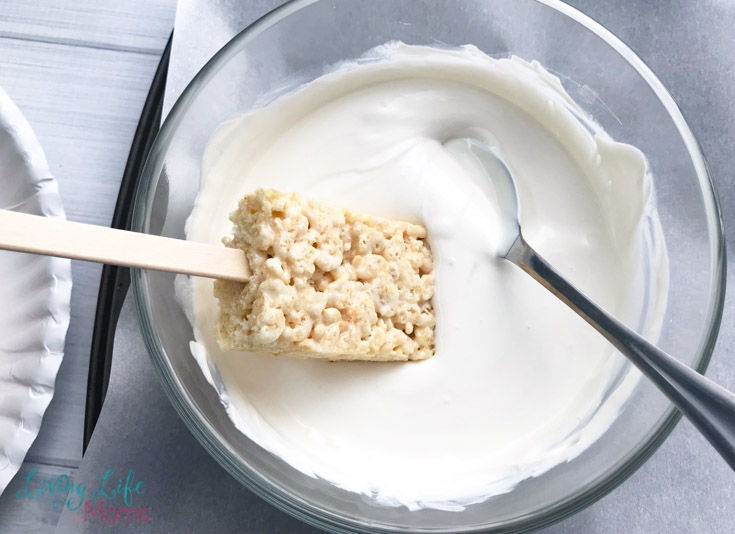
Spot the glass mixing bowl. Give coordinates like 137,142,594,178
131,0,726,532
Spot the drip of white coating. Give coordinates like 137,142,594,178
183,43,668,511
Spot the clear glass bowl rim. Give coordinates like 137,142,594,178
131,0,728,532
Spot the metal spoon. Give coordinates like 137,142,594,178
464,138,735,470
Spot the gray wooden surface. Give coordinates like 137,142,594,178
0,0,733,532
0,1,177,530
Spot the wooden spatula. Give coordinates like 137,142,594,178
0,209,251,282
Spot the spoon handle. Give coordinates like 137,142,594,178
507,233,735,470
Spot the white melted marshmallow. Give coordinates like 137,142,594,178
184,43,668,511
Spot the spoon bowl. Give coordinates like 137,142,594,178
465,139,522,257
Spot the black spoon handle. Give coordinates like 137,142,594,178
507,233,735,470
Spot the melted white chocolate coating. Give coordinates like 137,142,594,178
184,43,668,511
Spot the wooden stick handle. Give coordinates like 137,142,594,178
0,209,251,282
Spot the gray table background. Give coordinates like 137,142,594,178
1,0,734,532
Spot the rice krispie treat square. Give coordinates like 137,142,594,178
214,188,435,361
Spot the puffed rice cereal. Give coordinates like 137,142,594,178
214,188,435,361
